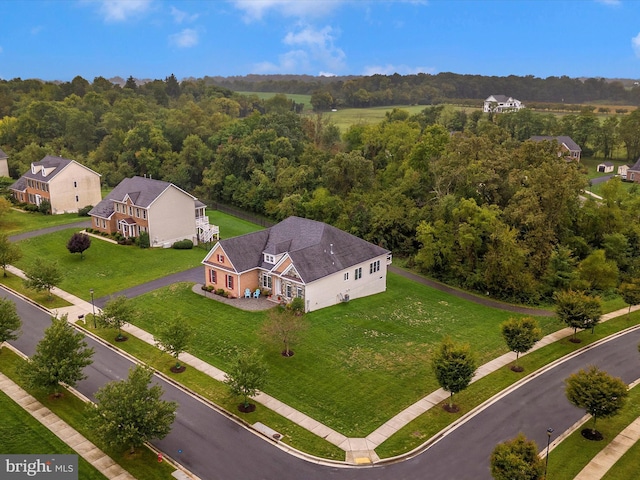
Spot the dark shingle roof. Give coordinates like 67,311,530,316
21,155,74,182
0,148,7,159
629,156,640,172
216,216,390,284
9,177,26,192
89,176,188,218
488,94,510,103
530,136,581,152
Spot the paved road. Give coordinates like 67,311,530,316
5,285,640,480
8,220,91,242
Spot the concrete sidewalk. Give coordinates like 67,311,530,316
5,262,640,470
0,367,135,480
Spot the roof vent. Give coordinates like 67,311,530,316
330,243,334,254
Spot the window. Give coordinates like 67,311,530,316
129,206,133,215
136,208,140,218
73,181,77,188
217,254,225,263
264,254,275,264
355,267,362,280
296,287,303,298
261,275,272,289
142,210,147,219
344,272,349,281
75,195,79,202
370,260,380,274
209,270,217,284
226,275,234,289
286,284,292,298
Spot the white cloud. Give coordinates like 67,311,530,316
254,49,310,73
319,71,337,77
231,0,343,22
362,64,434,76
170,6,199,24
97,0,153,22
169,28,199,48
282,25,346,72
633,32,640,57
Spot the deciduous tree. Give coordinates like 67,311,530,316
224,350,268,411
619,280,640,319
260,306,307,357
87,365,177,454
98,295,135,341
20,315,94,397
0,298,21,346
154,317,193,372
66,232,91,259
23,258,62,299
554,290,602,341
500,317,542,371
565,366,628,439
490,433,545,480
0,234,22,277
431,337,476,412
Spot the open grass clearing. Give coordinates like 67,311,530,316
128,275,560,438
77,318,345,460
13,227,207,300
2,209,86,236
0,271,72,308
207,209,265,239
547,381,640,480
0,348,177,480
0,388,107,480
375,311,640,458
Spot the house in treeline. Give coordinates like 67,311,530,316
89,175,218,247
202,216,392,312
529,136,582,162
0,149,8,177
9,155,102,214
483,95,525,113
626,157,640,183
618,164,632,180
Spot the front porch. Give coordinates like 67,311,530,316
192,284,276,311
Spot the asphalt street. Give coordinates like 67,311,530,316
4,284,640,480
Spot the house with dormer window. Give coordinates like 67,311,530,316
483,95,525,113
202,216,392,312
10,155,102,214
89,176,218,247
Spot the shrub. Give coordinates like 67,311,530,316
38,199,51,215
77,205,93,217
172,239,194,250
289,297,305,314
216,288,226,296
138,231,150,249
24,204,39,213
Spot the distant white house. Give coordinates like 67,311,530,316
0,149,8,177
483,95,525,113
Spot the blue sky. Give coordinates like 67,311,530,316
1,0,639,82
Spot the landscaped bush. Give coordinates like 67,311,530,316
201,285,215,292
215,288,227,297
172,239,194,250
289,297,305,315
24,204,39,213
77,205,93,217
117,238,134,246
137,231,150,249
38,199,51,215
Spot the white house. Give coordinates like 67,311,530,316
202,216,392,312
0,149,8,177
483,95,525,113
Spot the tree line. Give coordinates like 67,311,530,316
2,76,640,304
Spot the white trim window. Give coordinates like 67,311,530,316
370,260,380,274
226,275,234,289
355,267,362,280
344,272,349,281
209,270,217,284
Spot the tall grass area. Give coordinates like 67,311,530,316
128,274,560,437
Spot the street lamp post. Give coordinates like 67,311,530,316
545,427,554,479
90,289,96,328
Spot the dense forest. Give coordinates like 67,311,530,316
2,73,640,304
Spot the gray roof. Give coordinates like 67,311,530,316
629,156,640,172
10,155,78,191
529,136,581,152
487,95,511,103
215,216,390,284
9,177,26,192
0,148,7,159
89,176,194,218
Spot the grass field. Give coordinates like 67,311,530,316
2,209,86,236
128,275,560,437
0,389,107,480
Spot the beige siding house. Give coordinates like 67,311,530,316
529,136,582,162
202,216,392,312
0,149,8,177
10,155,102,214
89,176,217,247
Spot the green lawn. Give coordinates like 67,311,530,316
602,435,640,479
207,209,264,239
128,275,560,437
2,209,86,236
547,381,640,480
0,389,107,480
0,349,176,479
